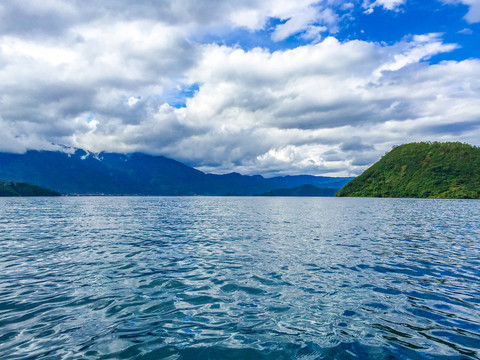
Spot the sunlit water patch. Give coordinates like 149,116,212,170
0,197,479,359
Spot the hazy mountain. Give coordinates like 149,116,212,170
256,184,339,197
0,149,353,196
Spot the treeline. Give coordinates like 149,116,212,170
336,142,480,199
0,181,61,197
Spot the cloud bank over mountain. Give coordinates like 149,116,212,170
1,1,479,176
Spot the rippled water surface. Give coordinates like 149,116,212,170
1,197,480,359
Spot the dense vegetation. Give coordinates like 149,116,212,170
256,184,338,197
336,142,480,199
0,181,60,196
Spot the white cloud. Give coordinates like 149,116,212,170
0,1,479,177
227,0,340,41
374,33,459,76
127,97,141,107
363,0,406,12
71,35,478,177
300,25,328,42
458,27,473,34
442,0,480,22
271,6,321,41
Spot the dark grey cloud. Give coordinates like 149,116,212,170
0,2,76,37
341,137,375,152
0,1,260,39
422,121,480,136
351,155,380,167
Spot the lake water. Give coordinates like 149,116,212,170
0,197,479,359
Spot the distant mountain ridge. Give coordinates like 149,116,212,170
336,142,480,199
0,149,353,195
256,184,339,197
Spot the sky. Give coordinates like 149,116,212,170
0,0,479,177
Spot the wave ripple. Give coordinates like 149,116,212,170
0,197,479,359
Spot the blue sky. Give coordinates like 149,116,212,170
197,0,479,60
0,0,479,176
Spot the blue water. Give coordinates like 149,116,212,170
0,197,479,359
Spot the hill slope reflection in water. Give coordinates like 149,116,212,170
0,197,479,359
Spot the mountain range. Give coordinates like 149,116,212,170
255,184,339,197
0,149,353,196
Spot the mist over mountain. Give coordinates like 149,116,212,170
0,149,352,196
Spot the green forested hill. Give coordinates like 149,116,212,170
336,142,480,199
0,181,61,197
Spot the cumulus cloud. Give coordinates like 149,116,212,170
156,36,478,176
0,1,479,177
75,35,478,177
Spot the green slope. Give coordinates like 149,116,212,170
336,142,480,199
0,181,61,196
